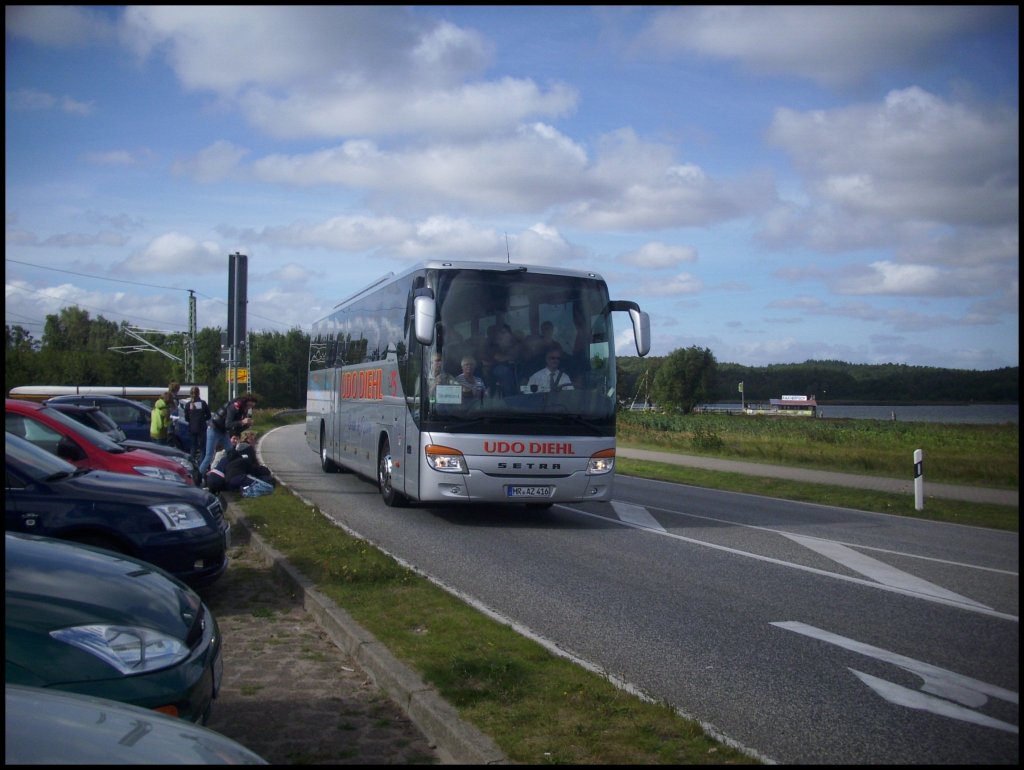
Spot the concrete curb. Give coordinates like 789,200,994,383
224,502,509,766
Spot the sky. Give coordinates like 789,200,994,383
5,5,1019,371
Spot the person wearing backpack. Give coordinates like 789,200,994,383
186,386,211,462
199,392,258,477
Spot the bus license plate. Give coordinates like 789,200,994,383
506,485,553,498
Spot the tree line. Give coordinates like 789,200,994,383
6,310,1018,412
618,347,1019,412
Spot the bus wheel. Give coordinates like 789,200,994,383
378,439,406,507
320,426,338,473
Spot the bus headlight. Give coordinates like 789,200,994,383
425,444,468,474
587,448,615,475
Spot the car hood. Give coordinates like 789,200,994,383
123,439,192,461
5,684,267,764
42,467,215,508
6,532,201,633
6,534,203,684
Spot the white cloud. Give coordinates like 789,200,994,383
84,149,153,166
119,6,575,140
634,6,1010,88
623,242,698,268
247,124,593,212
6,5,115,47
117,232,223,275
6,88,95,115
172,141,250,183
767,87,1018,227
640,272,704,297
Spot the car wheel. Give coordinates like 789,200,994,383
378,438,406,507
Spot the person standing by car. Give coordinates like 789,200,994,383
150,389,174,444
185,385,211,462
199,392,258,476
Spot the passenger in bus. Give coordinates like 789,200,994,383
456,356,487,399
523,320,564,375
483,323,521,397
428,353,456,398
527,348,574,393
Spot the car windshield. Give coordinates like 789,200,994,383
38,405,125,452
60,406,125,440
5,431,78,481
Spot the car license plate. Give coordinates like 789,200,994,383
506,485,553,498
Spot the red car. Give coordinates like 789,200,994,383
5,399,194,485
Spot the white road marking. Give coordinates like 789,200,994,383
850,669,1018,734
563,504,1017,621
781,533,991,609
611,501,666,531
772,620,1018,733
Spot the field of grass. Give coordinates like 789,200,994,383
617,411,1019,489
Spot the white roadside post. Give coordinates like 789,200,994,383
914,449,924,511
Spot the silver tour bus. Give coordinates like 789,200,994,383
306,260,650,508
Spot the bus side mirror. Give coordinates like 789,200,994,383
630,308,651,357
414,293,435,345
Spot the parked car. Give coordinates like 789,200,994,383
5,432,229,589
5,531,223,723
6,684,267,764
45,393,192,449
5,398,194,486
47,400,201,484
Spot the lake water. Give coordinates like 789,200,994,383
698,403,1018,425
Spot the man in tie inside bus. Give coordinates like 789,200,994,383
527,347,574,393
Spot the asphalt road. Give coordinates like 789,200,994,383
259,423,1019,764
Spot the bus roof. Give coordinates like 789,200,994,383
330,260,607,311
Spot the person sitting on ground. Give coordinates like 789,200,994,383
527,347,574,393
205,430,270,493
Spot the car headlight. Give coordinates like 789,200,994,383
149,503,207,530
134,465,184,482
50,625,189,675
172,456,194,471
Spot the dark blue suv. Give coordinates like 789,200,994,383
43,394,191,449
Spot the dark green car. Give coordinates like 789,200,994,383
5,532,223,723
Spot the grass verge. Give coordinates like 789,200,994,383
234,488,758,765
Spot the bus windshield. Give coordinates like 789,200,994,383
422,267,616,435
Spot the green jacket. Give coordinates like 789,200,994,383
150,397,171,441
